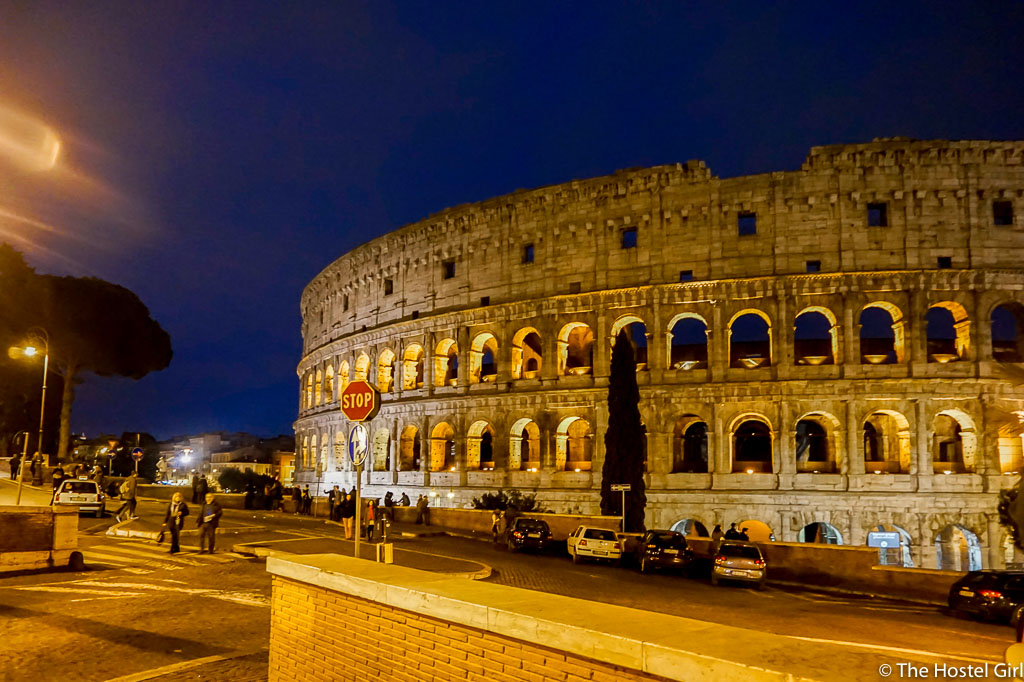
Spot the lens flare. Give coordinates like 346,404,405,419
0,105,60,172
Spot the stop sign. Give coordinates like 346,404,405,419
339,380,381,422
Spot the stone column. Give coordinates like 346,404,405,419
594,313,610,377
712,404,730,474
846,400,864,475
915,399,931,477
424,332,435,395
496,320,514,385
987,515,1005,570
709,303,726,382
843,296,859,366
542,319,560,381
777,402,794,475
456,325,470,388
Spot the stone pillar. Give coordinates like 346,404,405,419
846,400,865,475
424,332,435,395
712,404,729,474
987,515,1005,569
843,297,859,366
709,303,726,382
648,427,673,476
456,325,470,388
915,400,931,477
496,320,514,385
541,319,559,381
594,313,610,378
777,403,794,475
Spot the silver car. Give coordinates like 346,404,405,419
711,541,766,588
54,478,106,517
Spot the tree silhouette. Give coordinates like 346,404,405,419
600,329,647,531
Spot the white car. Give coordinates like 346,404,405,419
567,525,623,564
712,541,767,588
54,478,106,517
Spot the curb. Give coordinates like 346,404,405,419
105,518,160,541
767,579,945,607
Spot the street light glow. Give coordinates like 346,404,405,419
23,346,38,357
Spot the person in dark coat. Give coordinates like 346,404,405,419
50,465,67,504
195,493,223,554
9,453,20,480
291,486,302,514
163,492,189,554
399,492,410,506
724,523,742,541
301,486,312,515
190,473,200,504
341,491,355,539
195,475,209,501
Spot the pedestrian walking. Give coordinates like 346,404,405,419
162,492,189,554
341,491,355,539
9,453,20,480
365,499,376,542
415,495,424,524
301,486,312,515
115,472,139,521
738,527,750,541
196,493,223,554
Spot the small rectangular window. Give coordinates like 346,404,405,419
621,228,638,249
343,295,349,311
480,296,490,306
738,212,756,236
937,256,952,269
383,278,393,296
679,270,693,282
805,260,821,273
867,202,888,227
411,310,419,320
522,243,535,263
569,281,581,294
442,260,455,280
994,200,1014,226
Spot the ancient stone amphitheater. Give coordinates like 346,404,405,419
296,138,1024,570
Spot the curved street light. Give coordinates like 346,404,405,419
9,327,50,491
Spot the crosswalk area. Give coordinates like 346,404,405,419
82,539,247,574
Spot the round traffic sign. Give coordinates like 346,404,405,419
339,380,380,422
131,447,144,461
348,424,368,467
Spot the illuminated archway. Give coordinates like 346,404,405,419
731,416,773,473
510,418,541,471
315,369,322,405
934,525,982,571
467,420,495,470
667,313,708,370
933,409,977,474
672,416,708,473
859,302,905,364
434,339,459,387
990,302,1024,361
557,322,594,375
338,360,351,394
377,349,396,393
669,519,710,537
732,519,774,543
512,327,543,379
794,306,838,365
430,422,456,471
728,310,772,368
354,353,370,381
555,416,593,471
795,412,840,473
469,333,499,384
304,374,313,409
399,425,420,471
402,344,424,390
926,302,969,363
798,522,843,545
325,365,335,402
863,410,912,474
610,315,648,368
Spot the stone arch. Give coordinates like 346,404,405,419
429,422,456,472
315,369,322,405
672,415,709,473
798,522,843,545
926,301,970,363
933,409,978,474
558,322,594,375
467,420,495,470
610,314,648,368
859,301,905,364
334,431,346,472
871,523,914,567
309,433,318,471
794,306,838,365
354,353,371,382
402,344,424,390
990,301,1024,362
304,373,313,409
555,416,593,471
730,415,774,473
510,418,541,471
670,518,710,537
301,435,309,469
325,365,335,403
319,432,328,472
733,519,774,543
399,424,420,471
338,360,351,394
434,338,459,387
863,410,912,474
372,428,390,471
469,332,499,384
728,309,772,368
667,313,708,370
377,348,396,393
511,327,543,379
795,411,841,473
934,524,983,571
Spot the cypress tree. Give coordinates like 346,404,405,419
600,328,647,531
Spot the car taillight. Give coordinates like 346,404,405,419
646,544,657,549
754,559,765,567
513,531,523,539
979,589,1003,600
579,539,588,546
714,555,726,564
612,542,620,550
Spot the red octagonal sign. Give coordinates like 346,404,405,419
339,380,381,422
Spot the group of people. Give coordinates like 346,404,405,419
711,523,750,542
160,491,223,554
291,485,314,514
241,476,285,511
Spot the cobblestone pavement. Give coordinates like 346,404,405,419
150,651,268,681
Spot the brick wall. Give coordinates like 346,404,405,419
269,575,668,682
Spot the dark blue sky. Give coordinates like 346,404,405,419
1,2,1022,439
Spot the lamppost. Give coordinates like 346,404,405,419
8,327,50,471
13,430,29,505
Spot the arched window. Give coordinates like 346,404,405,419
512,327,542,379
991,302,1024,362
434,339,459,387
305,374,313,409
470,333,499,384
510,418,541,471
372,429,390,471
334,431,346,472
354,353,370,381
611,316,648,369
859,303,905,364
314,370,323,405
377,349,396,393
325,365,335,402
557,323,594,375
338,360,351,394
933,410,977,474
301,435,309,469
863,410,912,474
728,311,771,368
467,421,495,470
672,417,708,473
798,522,843,545
399,425,420,471
430,422,456,471
310,433,318,470
926,302,969,363
795,413,838,473
402,344,425,389
934,525,982,571
556,417,593,471
794,307,838,365
668,314,708,370
732,418,773,473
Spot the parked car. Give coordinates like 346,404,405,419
711,541,766,588
505,517,552,553
635,530,693,573
567,526,623,564
948,571,1024,625
54,477,106,517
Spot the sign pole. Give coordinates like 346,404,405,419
621,488,626,532
14,431,28,506
354,461,362,559
338,380,379,561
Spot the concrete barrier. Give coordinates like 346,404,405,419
387,505,621,539
0,505,78,572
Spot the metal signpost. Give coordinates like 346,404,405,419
14,431,29,505
131,447,144,473
610,483,631,532
339,380,381,560
867,530,903,566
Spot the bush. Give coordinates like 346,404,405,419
218,468,247,493
471,489,548,513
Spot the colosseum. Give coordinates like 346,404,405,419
295,138,1024,572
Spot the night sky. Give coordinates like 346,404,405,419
1,2,1023,440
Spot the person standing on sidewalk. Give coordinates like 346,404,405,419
9,453,20,480
301,486,312,515
196,493,222,554
328,485,341,521
163,492,189,554
50,465,66,504
341,491,355,540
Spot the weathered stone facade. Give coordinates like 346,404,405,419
296,138,1024,570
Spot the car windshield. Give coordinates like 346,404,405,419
720,544,761,559
61,481,97,494
583,528,617,541
649,532,687,549
516,520,548,532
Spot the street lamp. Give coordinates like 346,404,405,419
8,327,50,475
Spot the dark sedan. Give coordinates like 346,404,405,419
506,518,552,553
635,530,692,573
948,570,1024,625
